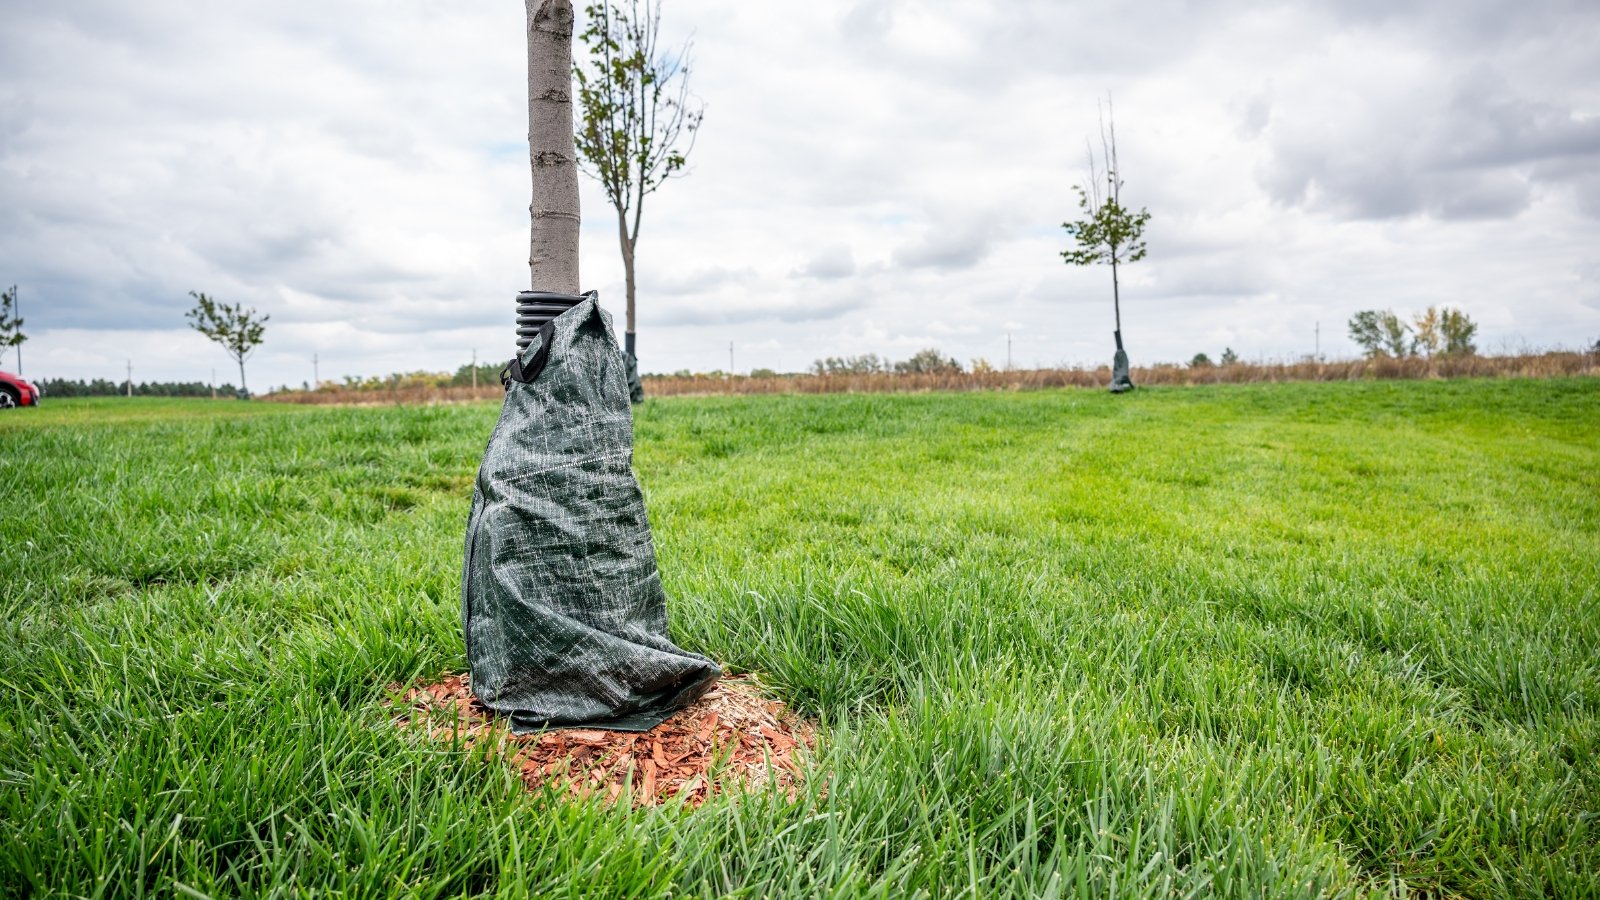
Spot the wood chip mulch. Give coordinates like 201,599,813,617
388,673,815,808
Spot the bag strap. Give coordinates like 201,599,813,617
502,320,557,387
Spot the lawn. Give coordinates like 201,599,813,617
1,380,1596,897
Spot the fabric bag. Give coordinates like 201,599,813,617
462,294,719,732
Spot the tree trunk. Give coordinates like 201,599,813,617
237,357,247,398
1111,253,1121,335
526,0,581,294
617,210,637,343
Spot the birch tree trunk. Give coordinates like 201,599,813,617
526,0,581,294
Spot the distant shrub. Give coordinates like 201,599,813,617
811,354,885,375
1190,353,1213,368
894,348,962,375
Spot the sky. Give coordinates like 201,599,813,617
2,0,1598,388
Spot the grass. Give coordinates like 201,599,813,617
1,380,1596,897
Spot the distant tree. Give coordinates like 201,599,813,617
1348,310,1412,358
749,367,777,379
574,0,703,388
1220,347,1239,366
0,285,24,368
1348,311,1383,356
452,360,502,388
1413,306,1443,357
1190,352,1213,368
894,348,962,375
1440,307,1478,356
185,291,268,398
1061,98,1150,392
970,358,996,374
1379,313,1413,357
811,353,885,375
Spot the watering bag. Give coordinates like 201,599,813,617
462,294,720,732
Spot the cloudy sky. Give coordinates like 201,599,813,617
3,0,1598,387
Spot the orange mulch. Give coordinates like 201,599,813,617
389,673,815,807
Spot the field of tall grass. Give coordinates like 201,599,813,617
2,379,1596,896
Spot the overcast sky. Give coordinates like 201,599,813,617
3,0,1598,387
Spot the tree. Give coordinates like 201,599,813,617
1348,309,1412,358
1061,99,1150,393
1190,352,1213,368
1348,311,1382,357
1440,307,1477,356
0,285,23,369
1379,314,1412,357
1413,306,1443,357
186,291,267,398
528,0,582,295
1220,347,1239,366
574,0,702,379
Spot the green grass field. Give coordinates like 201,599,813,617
2,380,1597,897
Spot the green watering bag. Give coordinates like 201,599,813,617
462,294,719,732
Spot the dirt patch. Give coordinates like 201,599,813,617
390,673,815,807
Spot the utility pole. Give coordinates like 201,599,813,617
211,368,216,400
126,359,133,398
729,341,734,376
471,348,478,391
1314,321,1321,361
313,352,319,387
1007,332,1012,371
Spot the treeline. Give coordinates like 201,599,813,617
647,349,1600,398
1349,306,1478,358
307,362,503,393
38,378,238,397
808,349,966,376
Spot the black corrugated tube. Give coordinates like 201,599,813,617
515,290,586,351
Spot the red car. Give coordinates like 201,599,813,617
0,371,41,408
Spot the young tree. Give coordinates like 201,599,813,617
1413,306,1443,357
185,291,267,398
1061,99,1150,393
574,0,703,383
528,0,582,295
1220,347,1239,366
1440,307,1478,356
0,285,24,370
1190,352,1213,368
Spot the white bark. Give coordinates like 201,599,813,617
526,0,581,293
